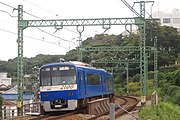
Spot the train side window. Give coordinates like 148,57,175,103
87,73,100,85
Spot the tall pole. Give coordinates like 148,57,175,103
154,36,158,88
139,1,147,105
126,62,129,94
17,5,24,116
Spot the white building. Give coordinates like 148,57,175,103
0,72,12,86
153,8,180,31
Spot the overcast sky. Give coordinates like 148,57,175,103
0,0,179,61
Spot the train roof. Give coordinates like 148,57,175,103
40,61,110,73
69,61,91,67
41,61,90,67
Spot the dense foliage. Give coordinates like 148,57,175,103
0,22,179,105
0,23,179,76
139,102,180,120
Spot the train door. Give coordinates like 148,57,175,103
101,74,107,95
78,70,86,96
105,75,110,93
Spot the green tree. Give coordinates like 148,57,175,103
173,68,180,86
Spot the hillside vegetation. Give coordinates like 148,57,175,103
0,22,179,108
139,102,180,120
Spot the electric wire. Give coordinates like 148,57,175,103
134,0,155,19
23,0,59,17
36,27,78,45
64,28,88,38
0,2,15,9
0,1,77,48
121,0,140,17
22,10,78,45
23,0,88,38
0,9,17,17
24,11,78,45
0,28,69,49
23,11,42,19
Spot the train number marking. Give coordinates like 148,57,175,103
60,85,74,90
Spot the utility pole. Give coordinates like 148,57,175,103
17,5,24,116
154,36,158,88
138,1,147,105
126,62,129,94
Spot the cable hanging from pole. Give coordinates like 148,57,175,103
0,1,81,48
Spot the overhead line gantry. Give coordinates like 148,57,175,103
17,1,157,115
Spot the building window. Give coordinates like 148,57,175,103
173,18,180,23
163,18,170,23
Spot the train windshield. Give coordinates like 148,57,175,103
40,65,76,86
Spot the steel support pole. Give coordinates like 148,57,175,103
154,36,158,88
17,5,24,116
139,1,147,105
126,62,129,94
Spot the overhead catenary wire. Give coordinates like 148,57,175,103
0,2,17,17
23,0,88,38
0,9,17,17
133,0,155,19
36,27,78,45
23,0,59,17
121,0,154,19
22,10,79,46
121,0,141,17
0,2,15,9
0,28,69,49
0,1,78,48
64,28,88,38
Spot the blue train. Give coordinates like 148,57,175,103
39,61,114,112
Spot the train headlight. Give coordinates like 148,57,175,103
68,92,73,96
44,94,49,97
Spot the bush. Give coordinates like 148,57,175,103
172,92,180,105
161,83,180,105
139,102,180,120
114,84,124,96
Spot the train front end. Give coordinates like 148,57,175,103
39,63,78,112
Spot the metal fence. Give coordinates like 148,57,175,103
0,106,18,120
24,101,41,115
0,102,41,120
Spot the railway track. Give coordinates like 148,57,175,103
28,107,87,120
12,96,139,120
114,96,140,119
91,96,139,120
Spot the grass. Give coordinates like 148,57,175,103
138,102,180,120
